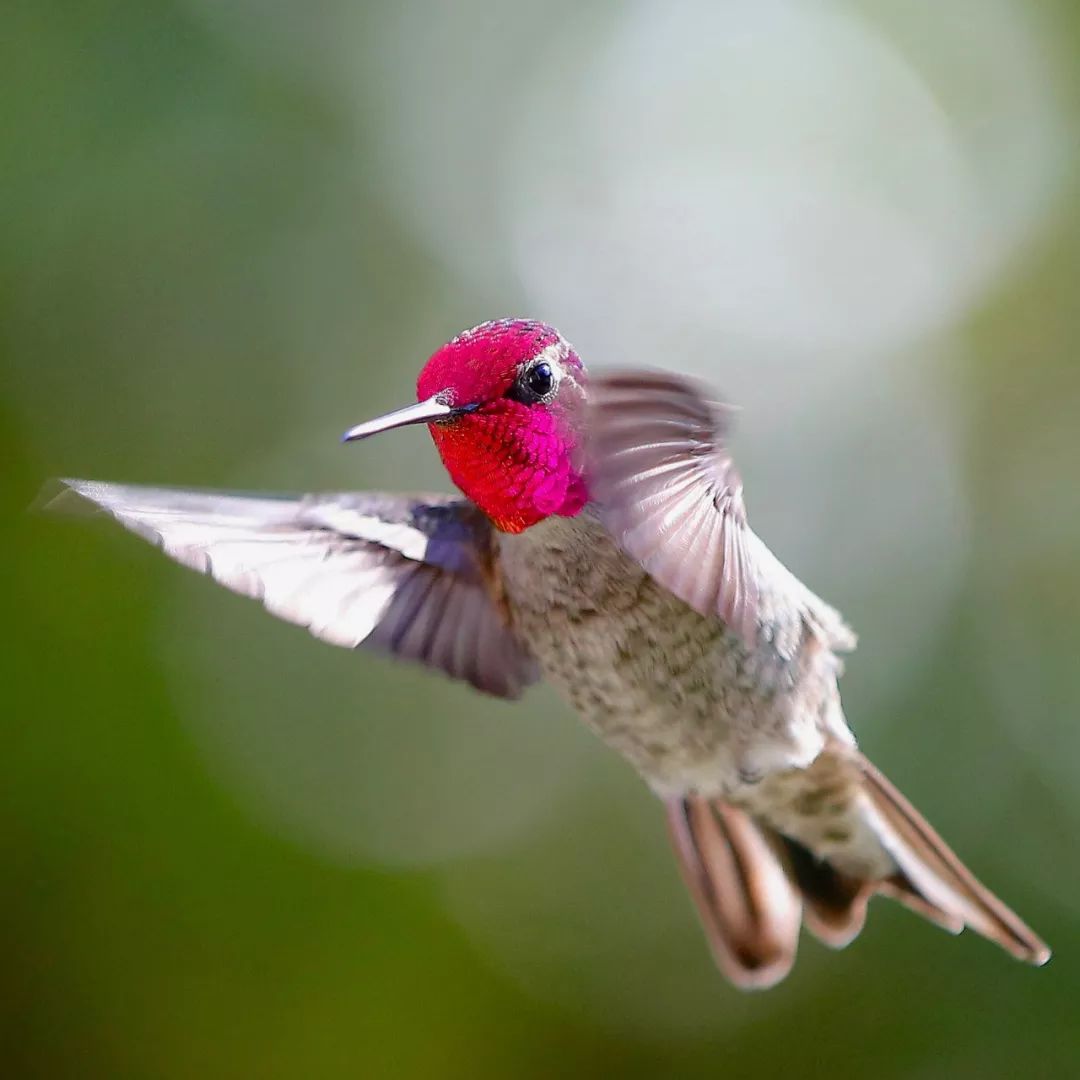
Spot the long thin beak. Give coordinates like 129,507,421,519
341,394,464,443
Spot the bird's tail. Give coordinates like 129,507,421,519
665,747,1050,990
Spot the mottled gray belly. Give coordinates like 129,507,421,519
497,513,834,796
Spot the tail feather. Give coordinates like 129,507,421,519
875,874,963,935
665,799,801,989
854,753,1050,965
773,835,872,949
666,748,1050,989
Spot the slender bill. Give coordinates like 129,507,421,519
342,394,471,443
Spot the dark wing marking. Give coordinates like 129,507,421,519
587,371,855,654
49,479,539,699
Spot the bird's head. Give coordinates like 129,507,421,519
343,319,590,532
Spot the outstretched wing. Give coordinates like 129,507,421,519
48,479,539,699
587,371,854,655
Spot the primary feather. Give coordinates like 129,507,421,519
50,479,538,699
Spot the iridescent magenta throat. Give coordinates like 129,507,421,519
431,401,588,533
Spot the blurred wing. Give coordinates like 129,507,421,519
49,479,539,699
587,371,759,642
588,371,854,653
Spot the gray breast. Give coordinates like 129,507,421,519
497,512,841,797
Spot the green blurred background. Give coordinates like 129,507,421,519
4,1,1080,1077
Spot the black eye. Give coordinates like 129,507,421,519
511,360,555,404
527,361,554,396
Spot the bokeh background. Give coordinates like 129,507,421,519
4,1,1080,1076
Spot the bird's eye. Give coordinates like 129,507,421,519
510,360,556,404
527,362,554,396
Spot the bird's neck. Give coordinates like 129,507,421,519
432,413,588,533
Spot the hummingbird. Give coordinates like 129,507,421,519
52,318,1049,988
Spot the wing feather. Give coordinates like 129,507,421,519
48,478,538,698
588,371,854,652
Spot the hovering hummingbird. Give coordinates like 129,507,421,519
53,318,1048,988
